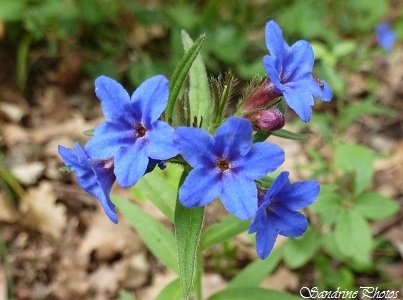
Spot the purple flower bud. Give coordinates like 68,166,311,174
244,108,285,132
241,78,282,112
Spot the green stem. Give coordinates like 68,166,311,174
16,33,33,91
0,237,15,300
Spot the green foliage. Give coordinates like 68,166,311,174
155,278,182,300
130,164,182,221
200,215,249,250
209,287,301,300
283,227,319,269
174,187,204,299
228,248,283,288
113,195,178,273
335,210,373,263
334,144,374,195
166,33,206,123
181,31,211,130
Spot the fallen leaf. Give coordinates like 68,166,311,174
78,209,144,263
20,181,67,239
11,161,45,185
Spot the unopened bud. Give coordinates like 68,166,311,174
245,108,285,132
241,78,282,112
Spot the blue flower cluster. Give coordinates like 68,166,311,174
59,20,327,258
375,21,396,52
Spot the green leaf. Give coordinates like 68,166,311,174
174,202,204,300
310,185,342,225
334,144,374,195
253,129,310,143
82,128,95,136
113,195,178,273
334,209,372,262
283,227,319,269
0,1,24,21
119,290,136,300
209,287,300,300
271,129,311,140
174,171,204,300
228,248,282,288
200,214,250,250
166,33,206,122
353,191,399,221
181,30,211,130
156,278,182,300
130,165,183,221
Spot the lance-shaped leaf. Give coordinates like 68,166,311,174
174,202,204,300
174,171,204,300
113,195,178,273
166,33,206,123
181,30,211,130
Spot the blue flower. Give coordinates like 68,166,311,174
58,143,118,223
263,20,332,122
375,21,396,52
249,171,319,259
86,75,179,188
174,117,284,220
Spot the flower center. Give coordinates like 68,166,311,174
135,124,147,138
216,158,231,172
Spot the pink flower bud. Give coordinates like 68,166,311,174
245,108,285,132
241,78,282,112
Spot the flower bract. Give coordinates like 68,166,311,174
86,75,178,188
263,20,332,122
58,143,118,223
249,171,319,259
174,116,284,220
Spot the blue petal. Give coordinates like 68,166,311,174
236,142,284,180
213,117,252,158
145,120,179,160
95,76,132,121
263,55,284,91
131,75,169,127
268,205,308,237
283,40,314,83
174,127,215,168
59,144,118,223
179,168,221,207
263,171,290,203
278,180,319,211
255,225,278,259
282,87,314,122
265,20,289,58
309,77,333,102
114,143,149,188
248,201,268,233
220,172,258,220
58,145,80,168
85,122,134,160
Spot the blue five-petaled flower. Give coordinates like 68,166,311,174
375,21,396,52
249,171,319,259
174,116,285,220
263,20,332,122
58,143,118,223
85,75,179,188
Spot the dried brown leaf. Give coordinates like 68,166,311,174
20,181,67,239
